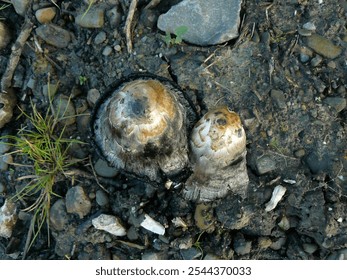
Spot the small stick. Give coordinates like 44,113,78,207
124,0,138,54
1,18,33,93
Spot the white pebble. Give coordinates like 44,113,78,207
92,214,127,236
140,214,165,235
265,185,287,212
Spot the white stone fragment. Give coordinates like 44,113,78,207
265,185,287,212
140,214,165,235
337,217,343,223
283,179,296,185
92,214,127,236
0,200,18,238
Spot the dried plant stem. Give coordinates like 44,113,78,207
124,0,138,54
1,18,33,93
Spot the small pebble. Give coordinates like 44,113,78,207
323,97,346,113
92,214,127,236
303,243,318,254
65,186,92,219
255,155,277,175
35,7,57,24
87,88,100,107
102,46,112,56
94,158,119,178
96,190,109,207
75,5,105,28
140,214,165,235
300,53,310,63
53,95,76,125
36,24,71,48
306,34,342,59
114,44,121,52
310,55,322,67
49,199,69,231
303,22,316,31
11,0,30,16
94,31,106,44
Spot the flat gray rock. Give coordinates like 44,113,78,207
157,0,242,46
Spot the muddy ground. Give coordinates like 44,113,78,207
0,0,346,260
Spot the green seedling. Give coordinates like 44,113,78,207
81,0,95,19
79,75,88,85
164,25,188,47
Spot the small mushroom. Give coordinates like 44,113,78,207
0,89,17,129
183,106,249,201
91,74,197,182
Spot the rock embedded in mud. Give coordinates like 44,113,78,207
323,97,346,113
0,200,17,238
0,22,11,50
157,0,242,46
305,34,342,59
93,158,119,178
36,24,71,48
65,186,92,219
0,89,17,129
91,74,197,182
183,106,249,201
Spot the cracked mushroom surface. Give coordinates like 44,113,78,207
91,74,197,182
183,106,249,201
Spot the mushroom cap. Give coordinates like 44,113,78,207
91,74,197,182
190,106,246,172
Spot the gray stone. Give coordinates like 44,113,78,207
50,199,69,231
306,34,342,59
324,97,346,113
75,5,105,28
87,88,101,107
180,247,202,260
94,158,119,178
300,53,310,63
53,95,76,126
65,186,91,219
94,31,107,44
0,154,12,171
255,155,277,175
102,46,112,56
270,89,287,109
96,190,109,207
303,243,318,254
303,22,316,31
11,0,30,16
310,55,322,67
157,0,242,46
36,24,71,48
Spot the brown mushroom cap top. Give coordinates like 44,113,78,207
107,80,180,152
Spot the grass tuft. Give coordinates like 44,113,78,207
0,96,84,251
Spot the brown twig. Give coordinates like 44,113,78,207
1,17,33,93
124,0,138,54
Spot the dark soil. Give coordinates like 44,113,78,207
0,0,346,260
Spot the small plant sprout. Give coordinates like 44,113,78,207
79,75,88,85
0,91,84,251
163,25,188,47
